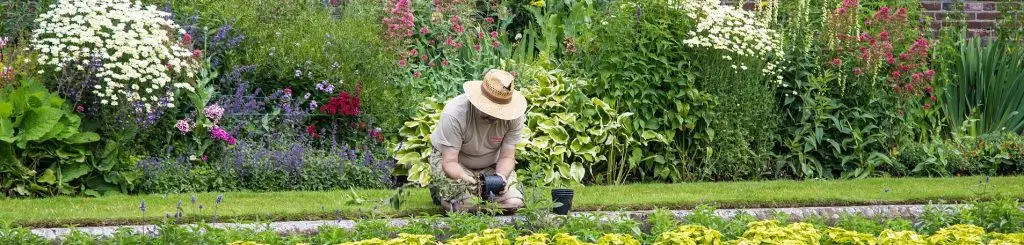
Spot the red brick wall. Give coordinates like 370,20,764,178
719,1,1022,38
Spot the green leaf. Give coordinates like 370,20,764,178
61,163,92,182
0,102,12,117
19,107,63,144
38,169,56,185
66,132,100,144
548,127,570,144
569,163,586,182
83,189,101,197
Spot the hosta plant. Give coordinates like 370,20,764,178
31,0,199,111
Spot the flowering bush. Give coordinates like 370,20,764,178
676,0,784,84
31,0,199,111
382,0,511,97
828,1,936,100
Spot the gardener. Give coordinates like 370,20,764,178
429,69,527,213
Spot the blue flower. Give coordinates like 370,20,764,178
216,194,223,204
140,200,147,212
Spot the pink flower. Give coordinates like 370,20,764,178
924,69,936,78
930,95,937,102
412,71,421,78
899,53,909,60
429,39,437,46
879,31,889,41
453,23,464,33
283,87,292,96
473,44,481,52
410,49,418,56
204,104,225,123
428,62,436,67
192,49,202,59
490,31,498,39
887,56,896,65
454,42,463,49
485,17,494,24
924,103,932,110
478,31,484,39
891,70,901,80
420,55,427,62
911,73,923,82
175,119,193,133
830,58,842,67
445,37,455,46
398,59,407,67
420,27,430,35
925,86,934,94
183,33,193,45
492,41,500,48
859,33,871,42
853,67,863,76
875,7,891,21
75,105,85,113
202,155,208,161
210,126,236,145
441,59,449,66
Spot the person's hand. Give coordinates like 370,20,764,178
497,173,509,194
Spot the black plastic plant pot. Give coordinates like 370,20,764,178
551,188,574,215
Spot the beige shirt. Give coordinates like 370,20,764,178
431,94,525,169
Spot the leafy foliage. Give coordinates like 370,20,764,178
942,38,1024,137
0,78,133,197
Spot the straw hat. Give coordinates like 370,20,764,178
463,69,527,120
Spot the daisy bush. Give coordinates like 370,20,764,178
676,0,785,84
31,0,198,111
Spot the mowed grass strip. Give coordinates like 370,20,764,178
2,176,1020,228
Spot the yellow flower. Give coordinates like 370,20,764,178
530,0,545,7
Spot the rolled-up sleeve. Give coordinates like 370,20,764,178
431,113,463,152
502,115,525,147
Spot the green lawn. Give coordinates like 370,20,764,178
2,176,1020,228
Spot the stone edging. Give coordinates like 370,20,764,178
29,204,966,240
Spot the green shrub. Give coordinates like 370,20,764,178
152,0,414,133
1,78,134,197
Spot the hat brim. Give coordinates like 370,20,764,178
464,80,528,120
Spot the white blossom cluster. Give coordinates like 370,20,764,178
31,0,197,110
675,0,785,84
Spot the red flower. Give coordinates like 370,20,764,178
420,55,427,62
477,31,484,39
490,31,498,39
891,70,901,80
183,33,193,45
879,31,890,41
473,44,481,52
925,86,934,94
924,103,932,110
413,71,421,78
420,27,430,35
429,39,437,46
924,69,936,79
492,41,500,48
853,67,863,76
899,53,909,60
398,59,407,67
192,49,203,59
930,95,937,102
283,87,292,96
485,17,494,24
428,62,436,67
830,58,843,67
445,37,455,46
75,105,85,113
410,49,418,56
441,59,449,66
307,125,319,138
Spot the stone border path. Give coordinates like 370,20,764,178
29,204,960,240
